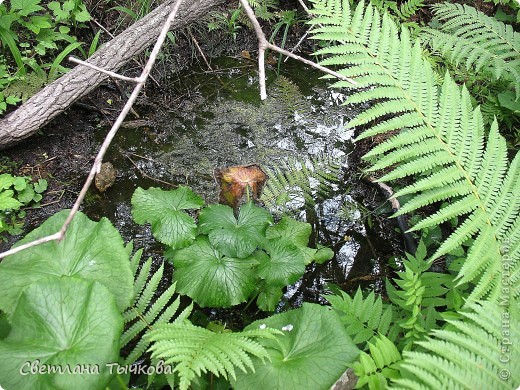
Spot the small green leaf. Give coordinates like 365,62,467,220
33,178,48,193
11,0,43,16
5,95,20,105
12,176,27,192
0,276,122,390
48,1,69,21
199,202,272,258
233,303,359,389
0,174,14,190
313,246,334,264
131,186,204,249
0,190,22,211
16,185,35,204
169,236,258,307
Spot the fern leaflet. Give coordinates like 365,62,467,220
121,249,192,365
146,322,280,390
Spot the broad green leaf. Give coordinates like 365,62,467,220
257,238,306,287
0,190,22,211
233,303,359,389
131,186,204,249
0,210,133,315
266,216,311,247
16,185,34,204
25,15,52,33
73,6,91,22
0,276,122,390
11,0,43,16
0,174,14,189
199,202,272,258
169,236,258,307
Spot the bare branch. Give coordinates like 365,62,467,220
0,0,185,260
238,0,356,100
68,57,141,83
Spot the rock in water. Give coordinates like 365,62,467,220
95,162,117,192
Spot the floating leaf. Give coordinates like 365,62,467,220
0,210,133,315
0,276,122,390
232,303,359,389
168,236,259,307
199,202,272,258
131,186,204,249
215,164,268,210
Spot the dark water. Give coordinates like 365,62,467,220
83,57,402,318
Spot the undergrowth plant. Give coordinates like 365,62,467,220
422,2,520,146
0,173,47,238
0,0,91,114
131,186,334,311
309,0,520,303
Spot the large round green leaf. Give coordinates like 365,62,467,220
232,303,359,389
0,210,133,315
169,236,259,307
131,186,204,249
0,276,123,390
198,202,272,258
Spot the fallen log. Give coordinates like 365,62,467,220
0,0,225,150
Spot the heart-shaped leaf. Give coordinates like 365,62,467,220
168,236,259,307
131,186,204,249
199,202,272,258
0,276,122,390
232,303,359,389
0,210,133,315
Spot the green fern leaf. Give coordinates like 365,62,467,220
308,0,520,302
121,252,190,365
422,3,520,99
146,322,279,390
393,300,520,389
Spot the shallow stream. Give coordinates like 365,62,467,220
83,57,402,316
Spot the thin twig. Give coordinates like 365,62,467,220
68,57,141,83
187,30,213,71
125,153,176,187
0,0,185,260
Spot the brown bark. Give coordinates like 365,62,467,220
0,0,225,150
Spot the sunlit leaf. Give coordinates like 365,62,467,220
131,186,204,249
199,202,272,258
232,303,359,389
0,210,133,315
168,236,258,307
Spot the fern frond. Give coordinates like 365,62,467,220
308,0,520,302
261,153,343,215
353,334,402,389
121,254,190,365
392,300,520,389
326,288,393,349
423,2,520,99
146,322,280,390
